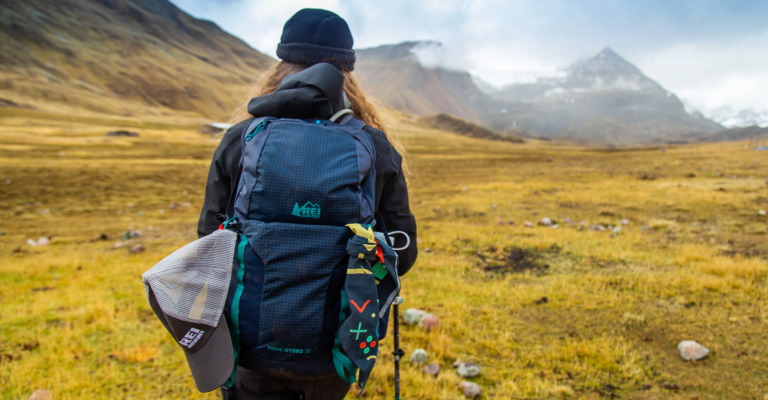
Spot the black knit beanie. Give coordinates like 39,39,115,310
276,9,355,71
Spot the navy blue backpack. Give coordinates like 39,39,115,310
221,110,402,391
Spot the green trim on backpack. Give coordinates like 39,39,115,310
226,234,248,387
332,288,357,384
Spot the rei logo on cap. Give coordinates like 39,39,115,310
179,327,204,349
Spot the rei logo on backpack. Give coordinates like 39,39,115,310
292,201,321,218
223,110,400,391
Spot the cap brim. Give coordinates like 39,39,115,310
146,286,234,393
184,314,234,392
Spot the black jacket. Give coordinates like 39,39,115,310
198,64,417,275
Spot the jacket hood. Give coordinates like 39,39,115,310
248,63,345,120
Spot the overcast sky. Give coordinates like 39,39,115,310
171,0,768,118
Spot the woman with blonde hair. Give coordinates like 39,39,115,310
198,8,417,400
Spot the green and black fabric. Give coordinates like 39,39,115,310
336,224,400,390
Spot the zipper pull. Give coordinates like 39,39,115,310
246,120,271,142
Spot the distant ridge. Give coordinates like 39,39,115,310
697,125,768,143
0,0,275,117
419,113,525,143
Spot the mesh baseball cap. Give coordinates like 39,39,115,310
142,229,237,392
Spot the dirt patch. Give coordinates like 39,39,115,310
720,239,768,259
478,245,559,276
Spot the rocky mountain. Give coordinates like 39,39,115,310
355,42,491,122
357,43,723,145
0,0,275,117
355,42,529,138
484,48,723,143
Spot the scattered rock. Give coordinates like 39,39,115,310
497,219,504,226
423,247,432,253
462,187,468,192
97,233,109,241
170,203,178,210
457,362,482,378
129,244,146,254
36,237,49,246
459,381,482,398
524,221,534,228
40,209,50,216
453,359,462,368
31,286,54,292
0,231,4,236
181,202,191,208
540,217,553,226
120,230,142,240
106,130,139,137
158,209,164,214
26,239,37,247
546,157,553,162
759,210,766,216
551,224,559,229
22,340,39,351
404,309,429,325
507,220,515,225
621,219,630,225
420,315,441,331
678,340,709,361
136,211,145,216
417,238,423,244
128,203,135,208
28,389,52,400
535,297,548,305
409,348,428,364
423,362,440,376
113,242,124,249
590,224,606,231
532,211,538,216
613,227,621,234
492,204,497,209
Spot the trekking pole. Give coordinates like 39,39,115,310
392,296,405,400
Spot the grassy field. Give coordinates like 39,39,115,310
1,109,767,399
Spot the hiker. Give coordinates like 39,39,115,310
197,8,418,400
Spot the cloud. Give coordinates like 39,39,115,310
410,42,475,71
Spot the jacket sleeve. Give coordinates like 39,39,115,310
197,121,249,238
379,154,418,276
364,125,418,276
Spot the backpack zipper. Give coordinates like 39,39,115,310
246,119,271,142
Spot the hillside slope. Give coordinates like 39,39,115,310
355,42,491,122
0,0,275,117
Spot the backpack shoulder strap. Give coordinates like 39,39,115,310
225,117,273,219
330,109,366,129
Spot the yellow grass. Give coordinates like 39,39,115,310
1,109,767,399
